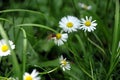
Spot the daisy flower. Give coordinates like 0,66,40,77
52,33,68,46
59,16,80,33
23,69,41,80
59,55,71,71
78,3,92,10
79,16,97,32
0,39,15,57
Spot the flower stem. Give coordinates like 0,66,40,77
39,67,59,75
20,28,27,76
16,23,58,33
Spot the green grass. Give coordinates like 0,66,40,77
0,0,119,80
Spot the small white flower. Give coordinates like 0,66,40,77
59,16,80,33
78,3,92,10
23,69,41,80
0,39,15,57
52,33,68,46
59,55,71,71
79,16,97,32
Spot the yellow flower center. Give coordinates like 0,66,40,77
66,22,73,28
1,45,9,52
61,60,67,66
84,21,91,27
56,33,62,39
25,75,32,80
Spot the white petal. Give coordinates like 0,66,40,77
89,16,92,21
59,16,80,33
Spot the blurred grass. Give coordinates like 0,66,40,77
0,0,119,80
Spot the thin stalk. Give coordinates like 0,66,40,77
75,34,86,54
20,28,27,76
0,18,13,24
66,45,93,79
87,38,106,57
16,23,58,33
92,32,103,46
0,9,45,17
34,65,59,75
39,67,58,75
79,65,93,79
84,31,105,55
90,61,95,80
33,64,53,80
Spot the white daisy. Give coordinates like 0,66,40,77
23,69,41,80
59,55,71,71
79,16,97,32
59,16,80,33
52,33,68,46
78,3,92,10
0,39,15,57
